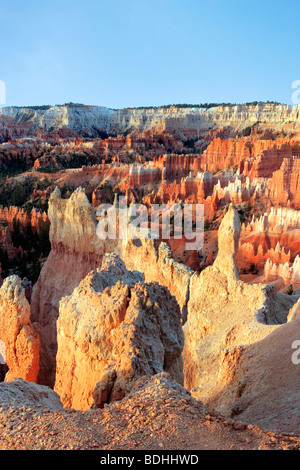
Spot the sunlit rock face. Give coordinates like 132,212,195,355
30,187,118,386
31,187,191,387
0,275,39,383
1,103,300,138
183,205,299,404
269,156,300,209
54,253,184,410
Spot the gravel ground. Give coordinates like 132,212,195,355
0,374,298,451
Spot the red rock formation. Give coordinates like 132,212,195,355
269,157,300,208
0,206,49,232
243,139,300,180
200,138,252,173
237,241,291,271
157,171,215,203
0,276,39,382
0,225,17,259
200,137,300,179
152,154,201,179
128,163,161,186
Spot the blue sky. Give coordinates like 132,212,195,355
0,0,299,108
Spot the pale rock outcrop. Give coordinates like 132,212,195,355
264,256,300,289
122,239,192,322
31,187,118,386
183,205,298,403
0,379,62,410
212,176,267,209
239,206,300,277
2,102,300,137
242,206,300,235
0,276,39,382
31,187,191,386
54,254,184,410
213,203,241,279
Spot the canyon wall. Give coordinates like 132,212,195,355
1,103,300,138
268,157,300,208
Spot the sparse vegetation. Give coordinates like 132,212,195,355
287,285,294,295
204,219,211,230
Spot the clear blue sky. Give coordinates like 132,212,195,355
0,0,299,108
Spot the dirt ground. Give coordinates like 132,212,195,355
0,374,298,451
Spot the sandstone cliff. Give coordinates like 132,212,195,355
1,103,300,138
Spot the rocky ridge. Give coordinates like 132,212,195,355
1,103,300,137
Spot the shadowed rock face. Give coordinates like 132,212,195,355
0,379,62,410
0,276,39,383
54,254,184,410
208,320,300,434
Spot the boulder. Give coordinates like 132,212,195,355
54,254,184,410
0,379,62,410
